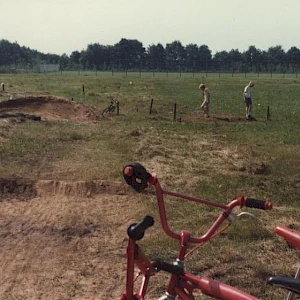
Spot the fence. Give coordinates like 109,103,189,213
58,70,299,79
0,58,299,78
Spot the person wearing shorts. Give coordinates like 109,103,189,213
199,83,210,117
243,81,255,119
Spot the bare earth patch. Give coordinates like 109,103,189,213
180,116,256,123
0,93,133,299
0,179,137,300
0,94,102,123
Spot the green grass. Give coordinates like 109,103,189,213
1,72,300,200
1,72,299,185
1,72,300,299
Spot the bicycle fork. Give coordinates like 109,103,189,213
159,231,193,300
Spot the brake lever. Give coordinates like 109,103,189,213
227,212,257,224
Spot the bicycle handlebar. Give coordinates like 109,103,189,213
127,215,154,241
124,162,272,210
244,197,272,210
124,163,152,192
123,162,272,244
154,258,184,276
268,277,300,295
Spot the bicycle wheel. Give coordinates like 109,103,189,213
102,107,111,116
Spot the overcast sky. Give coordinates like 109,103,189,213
0,0,299,56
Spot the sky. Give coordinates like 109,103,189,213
1,0,300,56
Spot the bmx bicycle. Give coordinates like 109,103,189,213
102,96,119,116
120,162,273,299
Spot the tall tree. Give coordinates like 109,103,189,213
213,50,231,71
228,49,243,72
113,38,145,70
266,45,286,71
165,40,186,70
243,46,263,72
286,46,300,72
146,43,166,70
70,51,81,65
185,44,199,60
185,44,199,70
198,45,212,71
0,39,20,65
83,43,114,69
59,54,69,70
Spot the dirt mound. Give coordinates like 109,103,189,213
0,189,135,299
180,116,256,123
0,95,102,123
0,178,131,201
0,177,138,299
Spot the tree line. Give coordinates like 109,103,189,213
1,38,300,73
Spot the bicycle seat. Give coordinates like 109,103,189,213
267,276,300,295
274,225,300,251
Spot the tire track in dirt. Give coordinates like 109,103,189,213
0,180,142,299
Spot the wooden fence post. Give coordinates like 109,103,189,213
173,103,177,122
267,105,270,121
149,99,153,115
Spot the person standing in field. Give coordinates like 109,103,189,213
199,83,210,117
243,81,255,119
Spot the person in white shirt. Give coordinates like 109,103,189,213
199,83,210,117
243,81,255,119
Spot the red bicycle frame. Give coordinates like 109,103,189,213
120,219,261,300
268,226,300,299
121,162,272,299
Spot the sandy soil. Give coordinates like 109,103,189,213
0,95,131,299
0,179,137,300
0,93,102,123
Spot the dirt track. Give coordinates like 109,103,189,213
0,179,135,299
0,95,131,299
0,94,101,123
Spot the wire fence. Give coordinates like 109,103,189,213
26,70,300,79
1,59,300,79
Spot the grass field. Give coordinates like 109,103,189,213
0,72,300,299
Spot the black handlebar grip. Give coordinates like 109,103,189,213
267,276,300,294
154,258,184,276
245,198,272,210
127,215,154,241
123,162,152,192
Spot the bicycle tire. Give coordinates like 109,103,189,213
102,107,111,116
109,106,116,113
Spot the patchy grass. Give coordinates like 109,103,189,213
0,73,300,299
